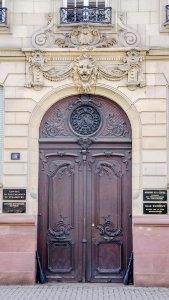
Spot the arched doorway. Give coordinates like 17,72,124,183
38,94,132,283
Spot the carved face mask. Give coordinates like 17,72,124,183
77,59,94,81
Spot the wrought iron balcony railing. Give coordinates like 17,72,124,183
166,5,169,23
60,6,112,24
0,8,7,24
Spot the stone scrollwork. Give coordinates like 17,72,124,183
31,15,140,49
117,14,141,47
25,51,145,92
31,14,55,48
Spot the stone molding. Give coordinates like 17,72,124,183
31,14,141,49
25,50,145,92
133,216,169,226
0,215,36,225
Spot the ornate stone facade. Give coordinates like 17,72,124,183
31,14,141,49
25,50,145,92
0,0,169,288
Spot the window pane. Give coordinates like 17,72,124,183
89,0,105,7
98,0,105,8
76,0,83,7
89,1,96,7
67,0,75,8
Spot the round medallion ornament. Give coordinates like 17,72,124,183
70,105,101,136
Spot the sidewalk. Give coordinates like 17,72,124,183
0,284,169,300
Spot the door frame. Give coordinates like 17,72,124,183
27,85,141,283
37,93,133,283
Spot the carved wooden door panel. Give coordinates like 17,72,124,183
38,148,84,282
38,94,132,283
86,145,132,282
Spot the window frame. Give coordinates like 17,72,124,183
63,0,109,7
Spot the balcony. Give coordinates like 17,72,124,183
166,5,169,23
0,7,7,24
60,6,112,25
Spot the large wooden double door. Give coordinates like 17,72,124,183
38,94,132,283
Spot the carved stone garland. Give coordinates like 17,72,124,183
25,50,145,91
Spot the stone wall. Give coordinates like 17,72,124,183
0,0,169,48
0,0,169,287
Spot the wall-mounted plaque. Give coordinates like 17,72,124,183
143,190,167,201
143,203,167,214
3,189,26,200
11,153,20,160
3,202,26,213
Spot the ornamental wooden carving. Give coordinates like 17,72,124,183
40,94,131,139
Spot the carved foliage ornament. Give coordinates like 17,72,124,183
31,15,140,49
96,215,122,241
26,51,145,92
48,215,73,242
55,25,117,48
42,108,65,137
106,113,129,137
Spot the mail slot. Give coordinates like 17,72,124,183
52,242,69,248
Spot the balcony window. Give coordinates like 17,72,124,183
61,0,112,24
166,5,169,23
0,1,7,25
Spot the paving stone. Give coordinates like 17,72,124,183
0,284,169,300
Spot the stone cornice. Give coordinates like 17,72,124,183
1,47,169,59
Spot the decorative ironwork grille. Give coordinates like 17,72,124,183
60,6,112,24
70,105,101,136
0,8,7,24
166,5,169,23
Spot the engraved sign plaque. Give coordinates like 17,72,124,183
3,189,26,200
3,202,26,213
143,203,167,215
143,190,167,201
